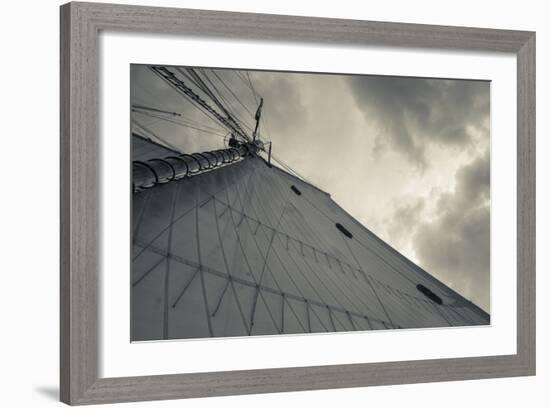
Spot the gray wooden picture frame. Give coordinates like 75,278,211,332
60,1,536,405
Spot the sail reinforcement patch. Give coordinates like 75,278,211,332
290,185,302,196
416,284,443,305
335,223,353,239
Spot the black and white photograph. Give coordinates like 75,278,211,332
1,0,543,406
131,64,491,341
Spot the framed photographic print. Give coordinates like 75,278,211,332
60,1,535,405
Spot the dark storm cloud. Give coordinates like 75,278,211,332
347,76,489,168
385,197,426,249
412,151,490,310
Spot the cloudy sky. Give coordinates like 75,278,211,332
131,65,490,312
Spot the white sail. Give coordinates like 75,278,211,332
131,137,489,341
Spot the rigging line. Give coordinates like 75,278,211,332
189,68,234,119
257,180,299,236
275,158,306,181
326,306,336,331
260,113,272,141
132,165,255,262
181,67,217,99
134,111,228,139
132,119,183,153
341,249,407,315
280,295,285,332
228,164,309,333
132,256,165,287
210,195,339,271
271,155,313,185
233,70,253,91
162,182,181,339
278,293,307,333
430,302,454,326
220,172,286,306
346,311,356,331
231,115,254,134
225,165,258,236
210,69,256,119
235,160,259,217
149,66,249,142
376,289,428,327
214,164,261,286
211,186,424,310
171,269,200,308
162,112,228,133
268,166,402,324
443,304,473,325
172,68,234,129
233,161,276,228
232,71,261,108
134,80,166,108
291,235,378,316
180,68,244,133
269,155,307,182
279,233,346,310
245,202,316,306
307,300,330,332
176,118,229,134
211,188,252,335
330,306,355,331
219,191,259,286
256,157,293,212
285,234,371,317
131,110,167,129
219,192,282,334
142,116,165,129
199,70,256,135
132,104,182,117
174,67,204,93
234,162,404,314
453,306,476,324
132,123,178,154
296,188,427,292
195,182,215,337
135,239,391,326
260,291,282,333
133,188,153,239
201,69,245,120
210,279,230,317
304,189,462,301
192,68,254,138
132,133,167,158
229,173,292,331
235,165,364,323
212,161,255,234
233,73,262,117
194,68,252,141
275,189,334,256
285,297,309,333
353,231,433,288
222,173,277,267
257,96,272,141
246,71,259,105
272,198,371,304
446,307,474,325
168,93,224,134
342,234,395,327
